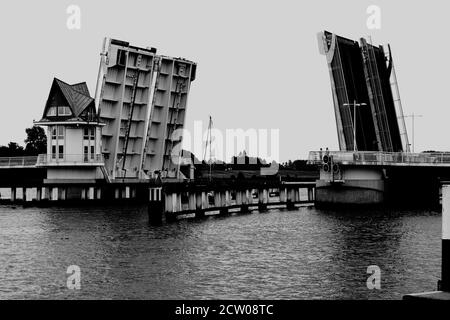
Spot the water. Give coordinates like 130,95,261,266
0,204,442,300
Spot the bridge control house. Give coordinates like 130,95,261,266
34,78,106,200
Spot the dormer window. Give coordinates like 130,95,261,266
58,106,72,116
47,107,57,116
46,106,72,117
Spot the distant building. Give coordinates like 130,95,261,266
317,31,409,152
34,78,105,199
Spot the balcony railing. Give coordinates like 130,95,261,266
36,154,104,166
308,151,450,167
0,156,38,168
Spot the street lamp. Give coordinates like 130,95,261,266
343,100,367,152
401,113,423,153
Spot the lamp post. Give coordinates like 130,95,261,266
401,113,423,153
343,100,367,152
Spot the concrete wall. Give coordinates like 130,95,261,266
47,167,98,180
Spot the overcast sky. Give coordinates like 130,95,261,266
0,0,448,162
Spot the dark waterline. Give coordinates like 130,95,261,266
0,204,441,299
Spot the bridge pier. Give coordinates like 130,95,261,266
258,188,268,212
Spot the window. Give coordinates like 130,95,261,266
58,145,64,159
83,127,89,140
58,106,72,116
57,126,64,139
47,107,57,116
91,146,95,160
90,128,95,140
52,145,56,159
51,127,57,140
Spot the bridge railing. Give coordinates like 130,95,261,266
308,151,450,166
0,156,38,167
36,154,104,166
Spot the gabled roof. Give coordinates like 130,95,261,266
52,78,94,117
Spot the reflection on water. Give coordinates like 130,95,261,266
0,204,441,299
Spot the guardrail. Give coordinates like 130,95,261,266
36,154,104,166
308,151,450,166
0,156,38,167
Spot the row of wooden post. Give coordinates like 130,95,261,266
149,187,315,222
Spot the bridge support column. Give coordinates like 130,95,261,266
10,188,16,202
22,188,27,202
42,187,50,201
50,187,58,201
87,187,94,200
96,188,102,200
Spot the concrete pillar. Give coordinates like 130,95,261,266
42,187,49,201
88,187,95,200
10,188,16,202
59,188,66,201
125,186,130,199
114,188,120,199
81,188,86,200
51,187,58,201
22,188,27,202
96,188,102,200
295,188,300,202
131,187,136,199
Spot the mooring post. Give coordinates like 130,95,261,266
441,184,450,291
279,187,286,203
36,187,42,202
286,188,295,210
258,188,267,212
219,191,228,215
195,192,205,218
148,187,163,224
188,192,196,211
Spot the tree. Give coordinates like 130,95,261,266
24,126,47,155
